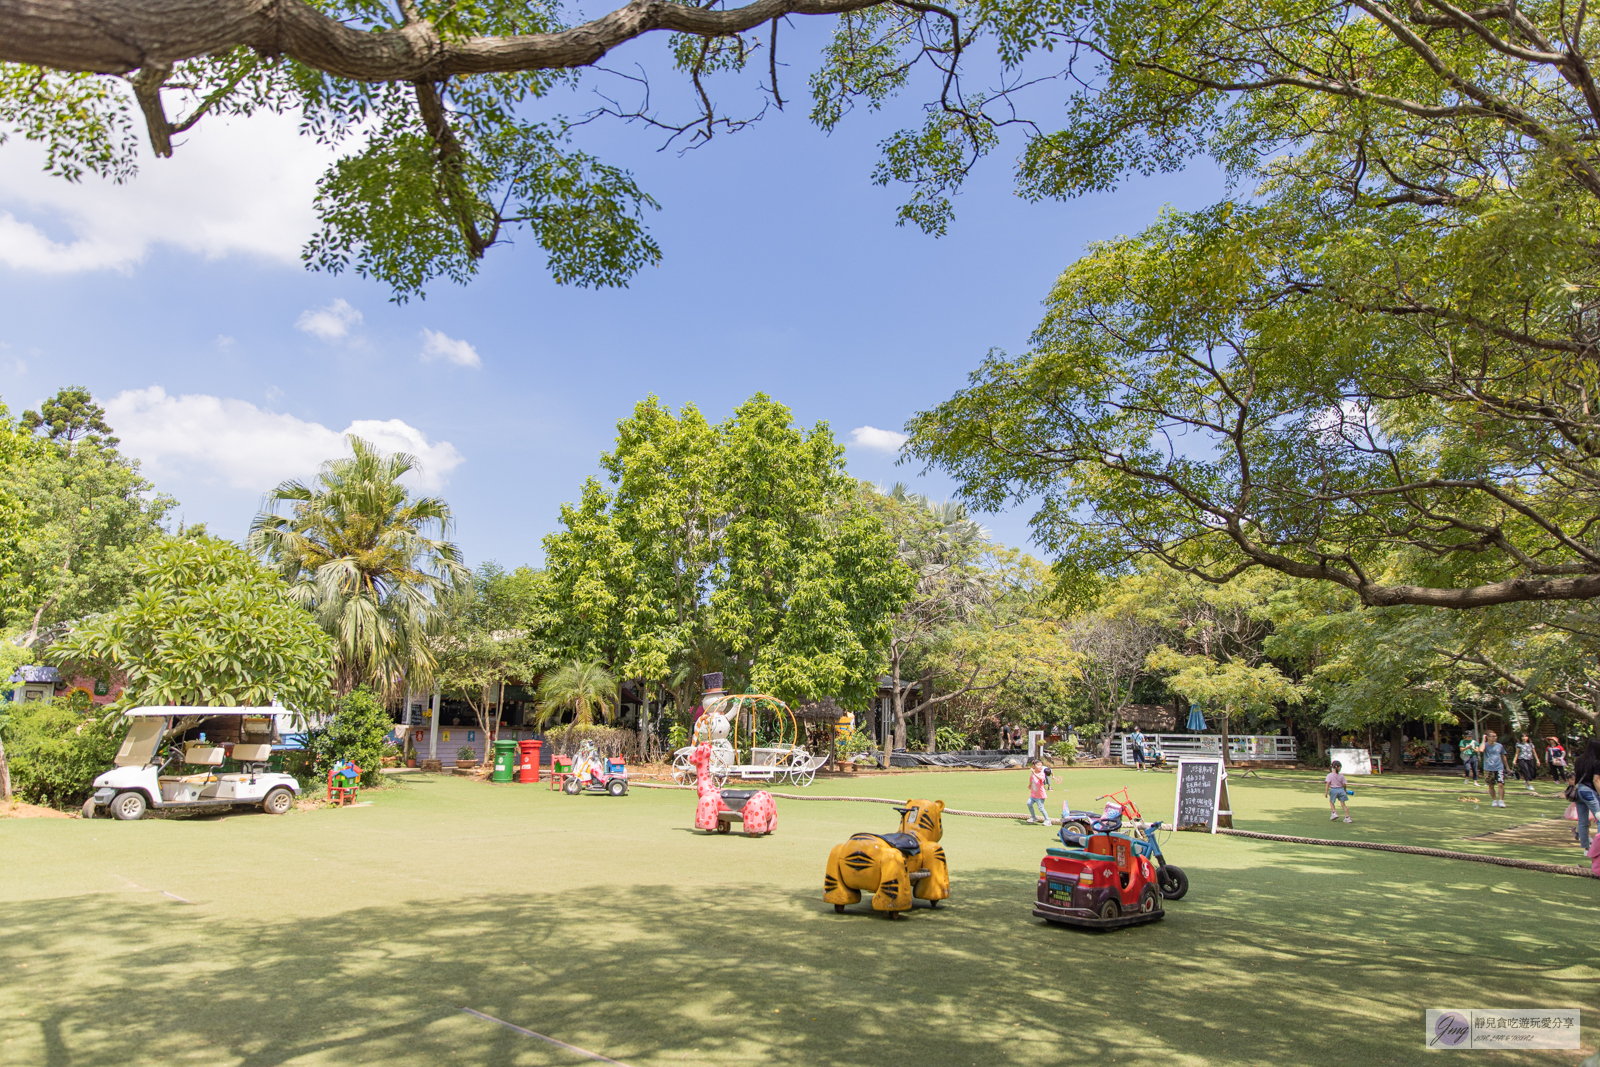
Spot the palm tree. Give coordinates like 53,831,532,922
537,659,618,727
248,435,468,698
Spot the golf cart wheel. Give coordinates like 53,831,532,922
111,791,147,821
562,777,581,795
81,798,97,820
886,910,902,921
834,904,846,914
607,779,627,797
1098,898,1121,921
1138,886,1160,914
716,820,731,834
261,788,294,816
1158,865,1189,901
1063,820,1091,838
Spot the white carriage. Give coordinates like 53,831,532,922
670,693,830,787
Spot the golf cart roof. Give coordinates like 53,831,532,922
121,706,285,717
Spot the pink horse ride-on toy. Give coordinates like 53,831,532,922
692,742,775,835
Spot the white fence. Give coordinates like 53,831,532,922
1112,733,1298,763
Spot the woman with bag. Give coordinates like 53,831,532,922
1570,740,1600,850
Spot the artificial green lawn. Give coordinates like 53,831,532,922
2,767,1595,1067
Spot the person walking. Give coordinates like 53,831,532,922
1326,760,1353,823
1130,727,1147,772
1460,733,1481,784
1572,740,1600,850
1547,737,1568,782
1025,760,1052,824
1514,734,1540,795
1482,731,1508,807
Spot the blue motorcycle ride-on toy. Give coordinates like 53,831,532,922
1057,791,1188,900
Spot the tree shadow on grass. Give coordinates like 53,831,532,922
1,863,1593,1067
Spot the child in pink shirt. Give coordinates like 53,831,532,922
1587,829,1600,877
1326,760,1352,823
1026,761,1051,824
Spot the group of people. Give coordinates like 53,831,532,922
1458,732,1573,798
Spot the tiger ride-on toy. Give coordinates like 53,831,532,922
561,739,630,797
1034,796,1164,930
823,799,949,919
691,742,775,835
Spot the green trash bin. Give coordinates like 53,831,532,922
492,738,518,783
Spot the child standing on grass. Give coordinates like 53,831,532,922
1026,760,1051,824
1482,731,1508,807
1326,760,1353,823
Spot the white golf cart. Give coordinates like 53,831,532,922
84,706,302,821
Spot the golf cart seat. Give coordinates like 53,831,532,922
864,831,921,857
719,789,758,812
232,743,272,767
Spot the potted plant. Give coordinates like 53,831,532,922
835,727,872,773
455,746,480,769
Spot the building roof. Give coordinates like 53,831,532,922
9,665,60,685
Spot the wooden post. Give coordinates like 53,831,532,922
428,690,441,761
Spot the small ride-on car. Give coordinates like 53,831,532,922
84,707,302,821
1033,801,1165,930
562,740,630,796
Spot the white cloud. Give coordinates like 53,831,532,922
419,328,482,368
215,335,235,350
103,386,464,493
295,298,363,341
0,109,337,274
848,425,910,453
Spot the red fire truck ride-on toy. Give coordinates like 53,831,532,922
1033,790,1167,930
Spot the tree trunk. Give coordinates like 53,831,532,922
922,670,936,753
1392,723,1405,775
1315,727,1326,758
0,733,11,801
1219,704,1230,766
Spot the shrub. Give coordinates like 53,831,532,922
666,722,690,752
835,727,873,760
5,697,123,808
541,724,638,759
456,746,477,763
1049,736,1079,766
305,688,392,787
934,725,969,751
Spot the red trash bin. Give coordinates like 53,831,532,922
518,739,542,784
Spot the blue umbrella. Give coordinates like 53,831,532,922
1186,704,1207,731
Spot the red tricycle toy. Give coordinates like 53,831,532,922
1033,790,1166,930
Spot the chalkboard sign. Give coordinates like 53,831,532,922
1173,757,1232,833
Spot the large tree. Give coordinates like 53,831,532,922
249,434,468,697
900,0,1600,611
536,393,913,712
0,0,995,299
5,389,174,644
46,535,337,717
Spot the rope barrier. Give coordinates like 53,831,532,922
631,780,1026,818
633,781,1597,876
1217,828,1598,879
1242,771,1571,800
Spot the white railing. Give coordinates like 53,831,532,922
1112,733,1298,762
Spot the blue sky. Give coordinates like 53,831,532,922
0,30,1226,569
